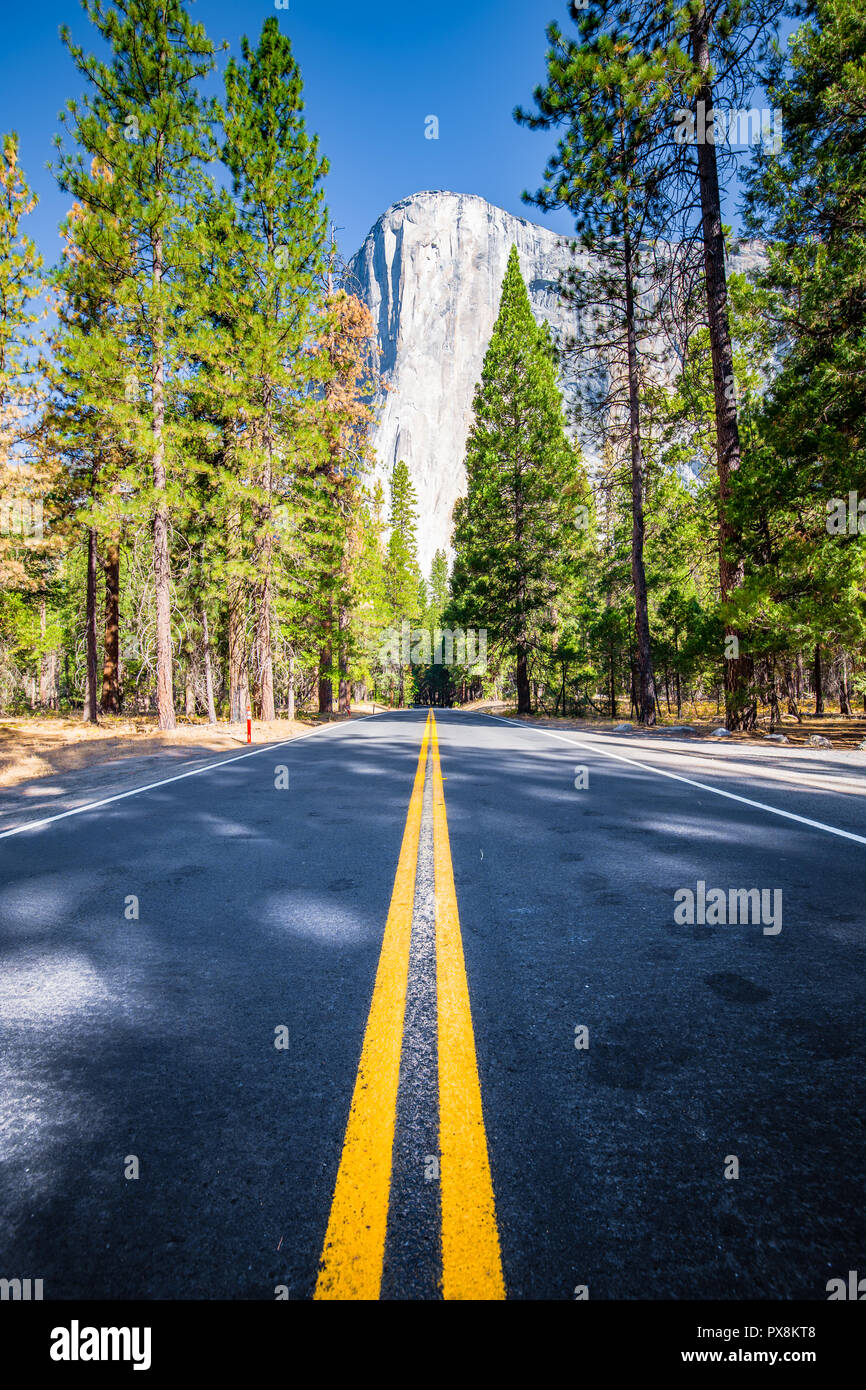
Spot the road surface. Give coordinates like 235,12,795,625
1,709,864,1299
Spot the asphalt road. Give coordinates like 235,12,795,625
1,709,864,1300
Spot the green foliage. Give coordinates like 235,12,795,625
450,247,589,703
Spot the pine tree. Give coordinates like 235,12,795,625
354,480,390,705
385,459,422,707
0,135,69,722
55,0,218,729
744,0,866,502
217,16,329,720
517,5,682,723
318,286,381,714
427,549,450,629
0,133,47,593
638,0,784,727
450,247,586,714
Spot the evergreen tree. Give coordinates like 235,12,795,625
0,133,60,713
385,459,422,706
0,132,48,594
55,0,218,729
427,549,450,630
312,279,381,714
450,247,587,714
744,0,866,501
217,16,329,720
517,5,684,723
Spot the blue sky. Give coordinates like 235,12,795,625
0,0,785,269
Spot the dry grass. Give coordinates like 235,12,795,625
0,709,366,789
462,699,866,749
4,699,862,791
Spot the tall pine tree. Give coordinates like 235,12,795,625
517,5,683,723
451,247,586,714
217,16,329,720
56,0,218,729
385,459,421,707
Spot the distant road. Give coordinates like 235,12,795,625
1,710,864,1299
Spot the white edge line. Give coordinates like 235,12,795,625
0,714,378,841
480,712,866,849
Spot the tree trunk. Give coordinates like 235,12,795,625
201,606,217,724
151,231,176,730
784,661,800,719
100,541,121,713
252,392,276,723
813,644,824,715
48,649,59,709
253,577,276,723
839,651,852,716
39,598,47,706
227,570,248,724
768,659,782,726
691,9,754,730
338,601,351,716
516,645,531,714
623,230,656,726
287,648,296,722
319,638,334,715
83,527,98,724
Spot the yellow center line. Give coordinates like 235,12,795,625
314,711,432,1301
431,712,506,1300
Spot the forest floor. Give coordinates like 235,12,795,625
0,708,374,790
4,701,865,791
463,699,866,750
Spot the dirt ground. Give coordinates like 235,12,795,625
462,700,866,749
3,700,865,790
0,708,374,789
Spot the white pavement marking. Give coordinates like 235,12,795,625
0,716,375,841
480,713,866,849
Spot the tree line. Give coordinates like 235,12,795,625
0,3,441,726
2,0,865,729
449,0,866,727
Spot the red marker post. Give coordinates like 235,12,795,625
246,699,252,745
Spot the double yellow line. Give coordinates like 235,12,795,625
315,711,505,1300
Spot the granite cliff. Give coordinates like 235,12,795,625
349,190,761,574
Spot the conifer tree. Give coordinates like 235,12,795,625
427,549,450,629
450,247,587,714
316,286,381,714
385,459,422,707
517,6,680,723
217,16,329,720
55,0,218,729
0,133,47,595
744,0,866,502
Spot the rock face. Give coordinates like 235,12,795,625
349,189,762,575
349,191,579,574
